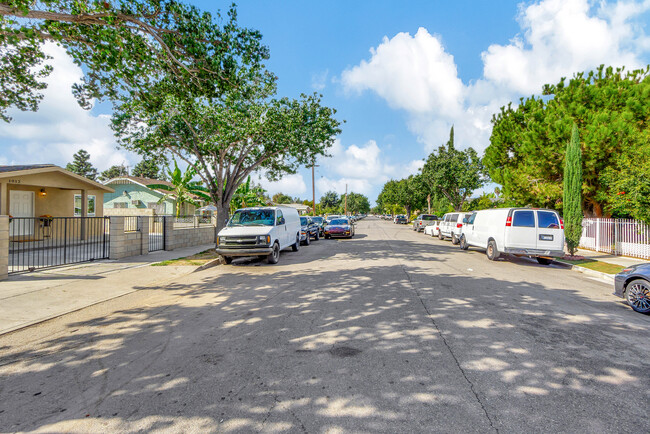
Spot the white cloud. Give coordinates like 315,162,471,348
311,69,329,91
0,43,139,171
341,0,650,154
255,173,307,198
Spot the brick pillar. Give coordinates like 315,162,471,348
193,215,199,228
0,216,8,281
164,216,175,251
140,216,149,255
109,216,125,259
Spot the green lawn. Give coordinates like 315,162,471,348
152,249,219,266
559,258,624,275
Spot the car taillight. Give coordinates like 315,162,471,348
457,223,463,228
560,218,564,229
505,216,512,227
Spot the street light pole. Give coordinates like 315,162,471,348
344,183,348,216
311,161,317,216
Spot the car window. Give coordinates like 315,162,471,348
512,210,535,227
300,217,308,225
468,213,477,225
537,211,560,228
276,210,284,225
330,219,349,225
450,213,459,222
422,215,436,220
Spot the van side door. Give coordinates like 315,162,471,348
506,210,537,249
536,210,564,253
276,209,287,248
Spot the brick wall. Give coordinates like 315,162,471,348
109,216,149,259
166,225,215,250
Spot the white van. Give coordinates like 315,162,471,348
216,206,301,264
459,208,565,264
437,212,472,244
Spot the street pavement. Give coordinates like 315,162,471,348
0,218,648,433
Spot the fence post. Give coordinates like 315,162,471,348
0,216,8,281
164,216,175,251
109,216,125,260
596,220,601,252
139,216,149,255
193,215,199,228
614,219,619,256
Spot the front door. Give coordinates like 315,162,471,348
9,190,35,236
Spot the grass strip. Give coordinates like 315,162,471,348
151,249,218,267
559,258,624,275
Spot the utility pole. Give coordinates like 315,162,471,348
344,183,348,216
311,160,319,216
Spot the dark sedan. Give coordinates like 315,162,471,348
394,215,408,224
324,218,355,239
299,216,320,245
311,216,326,236
614,263,650,314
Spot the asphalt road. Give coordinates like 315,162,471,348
0,217,648,433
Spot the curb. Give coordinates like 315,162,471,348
194,257,223,272
555,260,615,283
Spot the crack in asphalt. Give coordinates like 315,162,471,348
378,223,500,433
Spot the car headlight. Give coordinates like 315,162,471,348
257,235,271,244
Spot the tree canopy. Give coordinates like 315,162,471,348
98,164,128,182
345,192,370,214
272,192,293,204
484,65,650,217
65,149,98,181
132,156,165,180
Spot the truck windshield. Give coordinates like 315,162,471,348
229,209,275,226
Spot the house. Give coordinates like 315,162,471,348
278,203,312,215
0,164,113,219
103,176,205,216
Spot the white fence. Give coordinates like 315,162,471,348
580,218,650,259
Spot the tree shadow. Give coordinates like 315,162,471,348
0,243,648,432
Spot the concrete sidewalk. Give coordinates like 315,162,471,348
0,244,215,335
574,248,650,268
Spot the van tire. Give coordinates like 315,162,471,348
438,231,444,240
487,240,500,261
537,257,552,265
223,256,233,264
460,235,469,250
292,235,300,251
451,233,459,245
267,242,280,264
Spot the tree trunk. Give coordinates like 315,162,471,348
427,194,431,214
215,201,231,246
405,206,411,220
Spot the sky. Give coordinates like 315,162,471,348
1,0,650,205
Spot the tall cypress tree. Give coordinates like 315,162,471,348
66,149,98,181
563,124,583,255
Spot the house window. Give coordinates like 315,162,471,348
74,194,96,217
114,202,128,209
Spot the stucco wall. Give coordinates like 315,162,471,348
6,184,105,217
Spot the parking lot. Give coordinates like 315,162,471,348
0,217,648,432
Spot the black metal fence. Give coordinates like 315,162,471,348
9,217,110,274
149,216,166,252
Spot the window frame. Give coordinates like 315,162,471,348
74,194,96,217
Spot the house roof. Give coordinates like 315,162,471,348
104,176,205,201
278,203,312,210
0,164,114,192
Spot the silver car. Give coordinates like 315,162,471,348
412,214,439,232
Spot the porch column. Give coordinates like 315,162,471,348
0,181,7,215
80,189,87,240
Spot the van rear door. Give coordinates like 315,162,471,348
536,210,564,253
506,209,536,249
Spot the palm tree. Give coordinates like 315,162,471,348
229,176,268,213
148,160,211,217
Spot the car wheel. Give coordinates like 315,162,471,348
438,230,444,240
267,242,280,264
625,279,650,314
222,256,233,264
536,257,552,265
486,240,500,261
292,234,300,251
314,231,320,241
413,225,417,231
460,235,469,250
303,234,310,246
451,233,459,245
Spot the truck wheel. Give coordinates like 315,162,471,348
536,257,552,265
451,233,459,245
438,230,444,240
486,240,500,261
267,242,280,264
626,279,650,313
292,234,300,251
314,231,320,241
303,234,310,246
223,256,233,264
460,235,469,250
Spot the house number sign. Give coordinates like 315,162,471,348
8,179,21,184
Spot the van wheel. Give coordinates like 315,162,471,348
222,256,233,264
537,257,552,265
451,233,459,245
292,235,300,251
486,240,500,261
460,235,469,250
438,231,444,240
267,242,280,264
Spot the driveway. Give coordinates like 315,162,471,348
0,218,648,432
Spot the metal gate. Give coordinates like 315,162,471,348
9,217,110,273
149,215,166,252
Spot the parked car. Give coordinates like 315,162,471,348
299,216,320,245
326,215,341,224
324,217,355,238
459,207,565,264
216,206,301,264
614,264,650,314
437,212,472,244
424,222,440,237
413,214,439,232
394,215,408,224
311,216,326,236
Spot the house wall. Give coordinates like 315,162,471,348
5,184,105,217
104,183,174,214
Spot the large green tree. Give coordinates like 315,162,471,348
485,65,650,217
0,1,268,122
320,191,339,209
421,127,485,211
564,124,583,255
98,164,128,182
345,192,370,214
272,192,293,204
148,160,209,217
132,157,165,180
230,176,267,213
66,149,98,181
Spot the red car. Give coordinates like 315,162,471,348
324,218,355,239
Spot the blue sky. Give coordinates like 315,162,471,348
1,0,649,205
